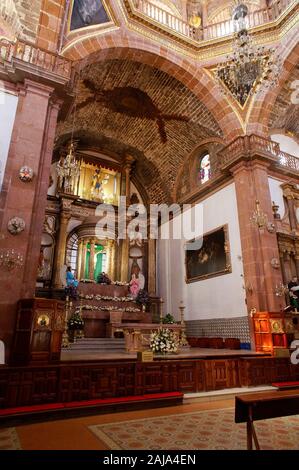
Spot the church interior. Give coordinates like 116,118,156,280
0,0,299,452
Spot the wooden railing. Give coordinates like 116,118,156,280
133,0,296,41
0,39,72,80
219,135,299,173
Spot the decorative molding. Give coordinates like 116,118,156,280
7,216,25,235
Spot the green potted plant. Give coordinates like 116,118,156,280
162,313,176,324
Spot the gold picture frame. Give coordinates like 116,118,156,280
185,224,232,284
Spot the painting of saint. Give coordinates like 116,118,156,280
70,0,110,31
185,226,231,283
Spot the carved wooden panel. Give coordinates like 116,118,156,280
0,358,298,409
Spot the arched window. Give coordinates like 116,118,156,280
66,233,78,271
199,152,211,184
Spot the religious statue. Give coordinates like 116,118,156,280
129,261,145,298
56,143,80,194
90,168,109,200
129,226,143,247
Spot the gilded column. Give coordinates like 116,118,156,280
120,239,129,282
89,238,96,280
110,240,116,281
77,240,83,281
53,207,71,288
80,239,88,280
106,240,115,278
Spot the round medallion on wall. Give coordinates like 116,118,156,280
19,166,33,183
7,217,26,235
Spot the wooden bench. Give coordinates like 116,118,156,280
235,390,299,450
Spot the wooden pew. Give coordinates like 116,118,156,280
235,390,299,450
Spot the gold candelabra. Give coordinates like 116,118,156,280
0,249,24,271
179,301,189,348
61,295,70,348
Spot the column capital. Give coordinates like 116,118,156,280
22,79,54,99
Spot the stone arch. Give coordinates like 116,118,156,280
246,26,299,136
62,33,243,141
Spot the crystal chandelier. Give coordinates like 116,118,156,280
0,249,24,271
215,3,281,106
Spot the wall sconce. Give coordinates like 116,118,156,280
0,249,24,271
250,200,268,230
274,283,288,297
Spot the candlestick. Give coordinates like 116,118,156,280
159,297,164,324
179,301,189,348
61,295,70,348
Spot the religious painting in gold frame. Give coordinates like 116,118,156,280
69,0,114,33
185,225,231,283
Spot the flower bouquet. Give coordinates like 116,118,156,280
149,328,180,354
67,311,84,330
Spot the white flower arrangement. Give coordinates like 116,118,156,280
149,328,180,354
79,294,134,302
82,305,141,313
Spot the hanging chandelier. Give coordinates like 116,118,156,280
215,3,281,106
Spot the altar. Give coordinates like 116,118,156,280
108,322,183,352
76,282,153,337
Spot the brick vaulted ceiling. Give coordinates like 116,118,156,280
269,64,299,140
57,59,223,204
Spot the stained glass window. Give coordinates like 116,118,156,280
199,153,211,184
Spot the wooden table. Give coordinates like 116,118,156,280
235,389,299,450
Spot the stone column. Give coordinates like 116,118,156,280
148,238,156,295
77,240,83,281
80,239,88,280
232,160,285,314
279,249,288,285
180,0,188,21
295,245,299,279
284,252,292,283
201,0,208,39
89,238,96,280
0,80,58,361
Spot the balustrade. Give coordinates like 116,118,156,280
0,39,72,79
133,0,296,42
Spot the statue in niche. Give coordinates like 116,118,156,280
129,225,143,247
90,168,109,200
129,260,145,298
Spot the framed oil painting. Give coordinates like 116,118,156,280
185,225,231,283
70,0,110,31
